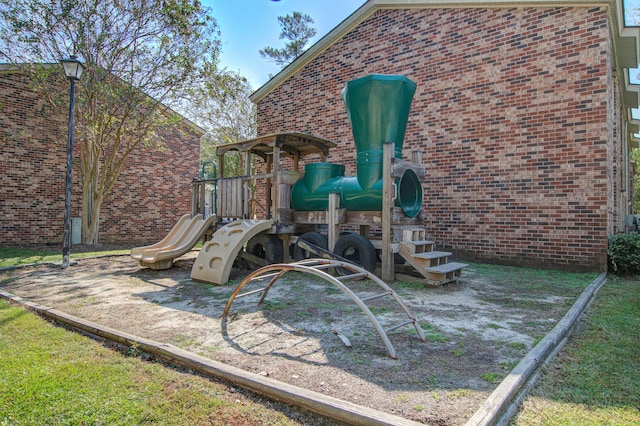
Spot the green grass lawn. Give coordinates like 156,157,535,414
0,247,131,268
0,299,312,425
513,276,640,425
0,242,205,268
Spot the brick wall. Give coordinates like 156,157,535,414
97,119,200,245
0,69,200,247
256,7,613,271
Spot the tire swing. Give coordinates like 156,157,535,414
293,232,328,261
246,233,284,264
333,233,377,272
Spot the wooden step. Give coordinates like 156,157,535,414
412,251,452,260
412,251,450,268
424,262,468,285
398,240,435,255
426,262,468,274
402,228,426,242
394,226,467,285
408,240,435,247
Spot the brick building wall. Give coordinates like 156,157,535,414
256,7,614,271
0,69,200,247
97,119,200,245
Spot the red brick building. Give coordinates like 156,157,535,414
251,0,640,272
0,65,203,247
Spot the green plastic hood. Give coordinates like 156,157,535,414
341,74,417,159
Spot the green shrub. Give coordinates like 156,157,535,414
607,232,640,275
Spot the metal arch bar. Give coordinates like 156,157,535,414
220,258,426,359
221,260,397,358
295,259,425,343
292,241,425,342
257,269,288,306
221,265,293,330
309,259,426,343
291,263,398,359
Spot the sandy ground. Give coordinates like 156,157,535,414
0,253,586,425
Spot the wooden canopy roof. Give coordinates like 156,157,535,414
215,132,337,160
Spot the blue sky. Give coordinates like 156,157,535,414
625,0,640,25
202,0,366,89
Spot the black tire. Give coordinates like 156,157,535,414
293,232,328,260
333,233,377,272
246,233,284,264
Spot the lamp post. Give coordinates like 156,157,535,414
60,55,85,269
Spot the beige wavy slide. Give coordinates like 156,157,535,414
131,214,216,270
191,219,273,285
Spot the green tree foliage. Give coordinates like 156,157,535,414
0,0,242,244
259,11,316,67
193,74,256,177
608,232,640,275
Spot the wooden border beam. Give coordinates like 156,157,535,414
0,289,423,426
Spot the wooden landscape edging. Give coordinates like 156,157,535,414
0,289,423,426
465,272,608,426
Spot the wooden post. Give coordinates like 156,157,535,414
272,147,280,220
198,181,204,216
280,234,291,262
411,150,422,165
265,155,273,220
218,154,225,178
217,154,225,219
191,182,198,217
242,151,251,218
328,192,340,251
382,142,394,282
293,151,300,172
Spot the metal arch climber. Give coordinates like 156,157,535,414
220,258,426,359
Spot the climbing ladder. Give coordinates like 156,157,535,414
397,227,468,285
220,258,426,359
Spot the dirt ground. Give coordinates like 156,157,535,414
0,253,592,425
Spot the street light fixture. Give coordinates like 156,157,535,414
60,54,85,269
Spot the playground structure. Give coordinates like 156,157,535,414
133,74,467,286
